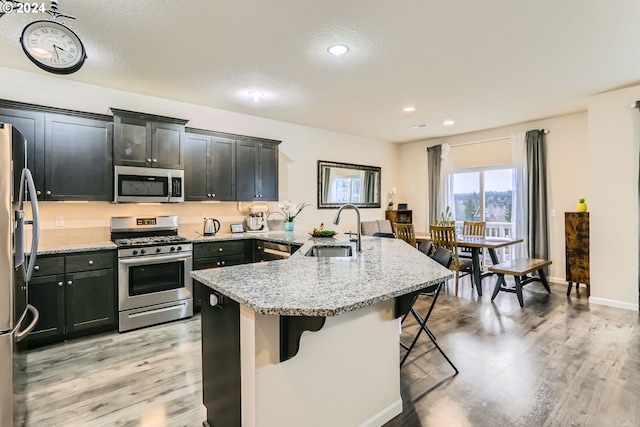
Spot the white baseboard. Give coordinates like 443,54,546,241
359,398,403,427
588,297,638,312
547,277,638,311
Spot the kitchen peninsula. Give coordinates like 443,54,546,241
192,232,453,427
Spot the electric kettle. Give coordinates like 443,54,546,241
203,218,221,236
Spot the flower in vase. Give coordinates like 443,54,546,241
276,200,311,222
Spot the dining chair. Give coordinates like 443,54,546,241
459,221,486,260
395,223,416,247
430,224,472,296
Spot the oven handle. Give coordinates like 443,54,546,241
119,253,191,266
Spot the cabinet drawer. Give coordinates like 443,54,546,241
65,251,115,273
32,256,65,277
194,241,245,259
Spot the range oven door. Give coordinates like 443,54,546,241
118,252,192,311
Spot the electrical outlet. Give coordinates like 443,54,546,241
55,216,64,227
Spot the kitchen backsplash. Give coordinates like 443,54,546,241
22,201,278,245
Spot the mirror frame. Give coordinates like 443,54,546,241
317,160,382,209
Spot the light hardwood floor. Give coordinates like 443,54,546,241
24,278,640,426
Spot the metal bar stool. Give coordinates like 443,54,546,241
400,247,459,374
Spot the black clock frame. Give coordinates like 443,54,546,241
19,19,87,75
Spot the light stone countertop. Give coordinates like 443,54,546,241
191,232,454,317
35,241,117,255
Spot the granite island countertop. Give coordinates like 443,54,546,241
191,232,453,317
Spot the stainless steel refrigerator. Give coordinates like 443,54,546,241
0,123,40,427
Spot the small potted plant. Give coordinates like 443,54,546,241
387,187,397,210
274,200,311,231
438,206,453,226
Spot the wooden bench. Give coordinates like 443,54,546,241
489,258,552,307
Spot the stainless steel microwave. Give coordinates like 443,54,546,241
114,165,184,203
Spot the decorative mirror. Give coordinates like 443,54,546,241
317,160,381,209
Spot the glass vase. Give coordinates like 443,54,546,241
284,221,294,232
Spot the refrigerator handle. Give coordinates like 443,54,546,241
15,304,39,342
18,168,40,283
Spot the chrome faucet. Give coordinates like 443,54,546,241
333,204,361,252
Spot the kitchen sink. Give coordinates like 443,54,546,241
305,245,353,258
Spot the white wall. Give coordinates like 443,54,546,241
398,113,589,283
588,85,640,310
0,66,400,237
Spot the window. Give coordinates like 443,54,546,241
332,176,361,203
452,167,514,238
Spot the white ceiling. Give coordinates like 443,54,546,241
0,0,639,143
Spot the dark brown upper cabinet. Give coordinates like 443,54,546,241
111,108,188,170
185,129,236,201
236,139,279,201
0,100,113,201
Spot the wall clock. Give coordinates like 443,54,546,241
20,19,86,74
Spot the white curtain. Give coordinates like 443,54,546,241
511,132,527,258
439,143,455,218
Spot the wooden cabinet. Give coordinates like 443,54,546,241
185,130,236,201
112,108,188,169
565,212,589,295
44,114,113,201
236,139,279,201
192,240,254,310
0,101,113,201
0,106,44,196
26,250,116,347
385,210,413,229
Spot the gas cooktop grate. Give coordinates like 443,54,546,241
114,235,187,247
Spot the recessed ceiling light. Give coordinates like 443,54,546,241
403,106,416,112
443,119,455,127
248,91,264,102
327,44,349,56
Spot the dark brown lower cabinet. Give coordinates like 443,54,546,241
26,251,117,347
200,284,241,427
192,241,254,311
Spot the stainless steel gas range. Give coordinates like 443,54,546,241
111,216,193,332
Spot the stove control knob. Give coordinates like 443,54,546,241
170,247,176,252
156,248,161,253
140,249,146,254
177,246,182,251
132,250,138,255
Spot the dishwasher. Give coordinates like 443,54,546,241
254,240,299,261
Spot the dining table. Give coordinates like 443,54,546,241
415,233,524,296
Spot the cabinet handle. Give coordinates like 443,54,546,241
36,190,42,196
207,193,211,197
147,158,152,163
218,248,223,252
216,261,221,266
152,159,158,163
57,281,63,287
259,194,263,198
34,265,39,271
67,281,72,286
212,193,215,197
88,260,94,265
46,190,52,196
221,260,225,266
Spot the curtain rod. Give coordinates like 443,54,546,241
424,129,550,150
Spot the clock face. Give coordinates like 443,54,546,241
20,20,86,74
